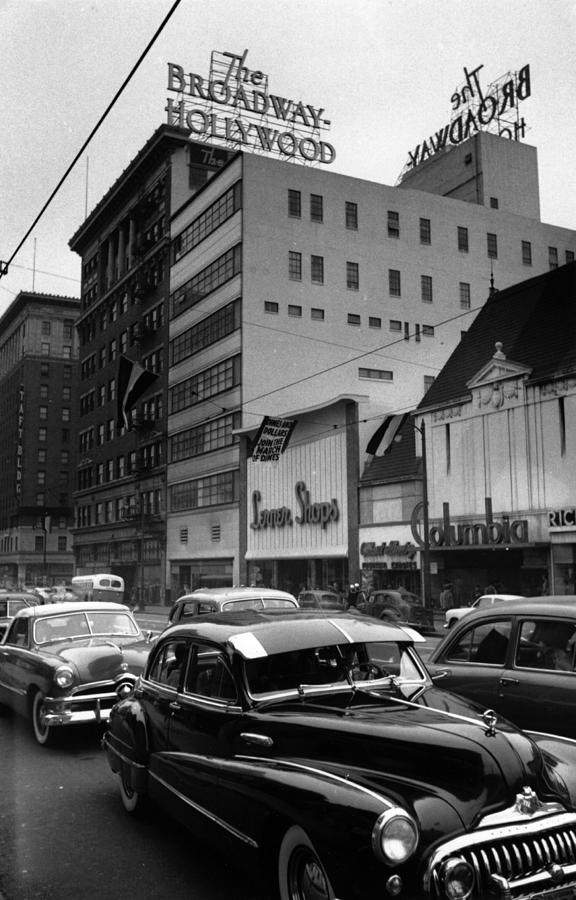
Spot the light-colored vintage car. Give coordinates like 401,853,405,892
444,593,524,628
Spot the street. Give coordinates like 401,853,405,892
0,713,265,900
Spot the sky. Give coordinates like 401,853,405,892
1,0,575,313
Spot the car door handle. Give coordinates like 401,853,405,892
499,677,519,685
169,700,182,711
240,732,274,747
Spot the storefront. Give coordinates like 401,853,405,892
245,423,354,597
359,530,421,596
549,507,576,595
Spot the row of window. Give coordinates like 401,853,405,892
170,356,240,415
76,489,162,528
170,470,239,512
170,413,240,463
173,182,242,264
170,300,240,367
263,301,436,336
170,244,241,320
77,442,164,491
41,320,75,340
287,191,576,266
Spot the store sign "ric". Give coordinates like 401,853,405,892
250,482,339,531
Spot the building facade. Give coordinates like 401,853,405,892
69,125,233,605
0,291,79,587
389,262,576,605
167,136,575,595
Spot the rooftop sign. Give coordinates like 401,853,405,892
166,50,335,165
402,64,531,173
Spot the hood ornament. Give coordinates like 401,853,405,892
514,786,543,816
482,708,498,736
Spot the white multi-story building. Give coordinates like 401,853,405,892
166,132,576,594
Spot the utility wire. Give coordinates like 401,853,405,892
0,0,183,281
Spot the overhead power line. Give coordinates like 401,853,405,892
0,0,183,282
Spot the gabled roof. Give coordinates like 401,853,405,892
418,261,576,411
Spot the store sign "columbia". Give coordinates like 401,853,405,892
250,482,339,531
411,497,529,548
166,50,336,165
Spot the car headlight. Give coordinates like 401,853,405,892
54,665,75,689
440,857,475,899
372,808,419,865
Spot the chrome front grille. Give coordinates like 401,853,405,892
426,811,576,899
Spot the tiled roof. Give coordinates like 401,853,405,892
418,261,576,411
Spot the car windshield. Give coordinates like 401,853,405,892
245,640,426,697
34,611,139,644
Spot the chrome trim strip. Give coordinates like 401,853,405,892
149,770,258,850
237,754,394,809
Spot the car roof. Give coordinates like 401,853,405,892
14,601,132,618
175,587,298,604
0,592,38,601
162,609,419,658
451,596,576,624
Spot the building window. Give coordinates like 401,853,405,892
487,232,498,259
62,407,71,422
310,194,323,222
549,246,559,269
35,535,45,552
347,314,361,326
170,300,240,366
289,251,302,281
490,197,499,209
422,325,435,337
311,308,325,321
346,262,359,291
39,405,48,420
424,375,435,392
42,321,51,335
170,470,239,512
37,471,46,486
61,450,69,464
36,493,45,507
345,201,358,230
288,305,302,317
180,528,189,544
170,414,239,462
389,269,401,297
369,317,381,328
389,320,402,332
288,189,301,218
522,240,532,265
58,536,67,552
41,362,49,376
41,342,50,356
459,282,471,309
566,250,574,264
419,217,431,244
311,255,324,284
387,210,400,238
559,397,566,457
38,449,47,463
264,301,279,314
457,226,469,252
170,244,242,319
421,275,433,303
358,368,393,381
173,182,241,262
40,384,49,400
39,427,47,442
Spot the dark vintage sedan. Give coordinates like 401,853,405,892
0,592,40,639
428,595,576,738
168,586,299,626
357,588,435,634
103,609,576,900
0,601,152,745
297,589,347,611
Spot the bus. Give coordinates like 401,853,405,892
71,574,125,604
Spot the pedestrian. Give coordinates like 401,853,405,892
346,583,359,608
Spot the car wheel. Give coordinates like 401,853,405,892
278,825,335,900
118,768,146,815
31,690,53,746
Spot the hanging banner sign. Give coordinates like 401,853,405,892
403,63,531,172
251,416,296,462
165,49,336,165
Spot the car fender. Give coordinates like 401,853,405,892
528,731,576,805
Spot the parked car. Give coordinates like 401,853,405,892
357,588,435,633
103,608,576,900
297,589,347,610
0,601,153,745
444,592,524,628
168,586,299,626
428,595,576,737
0,592,40,639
